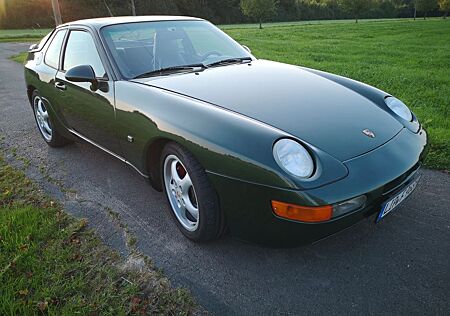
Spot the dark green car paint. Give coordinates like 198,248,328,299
24,17,428,245
114,79,350,190
136,60,405,161
211,127,426,245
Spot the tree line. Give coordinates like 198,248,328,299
0,0,448,29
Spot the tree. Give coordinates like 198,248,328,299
338,0,375,22
414,0,438,18
130,0,136,15
240,0,278,29
103,0,114,16
51,0,62,26
438,0,450,17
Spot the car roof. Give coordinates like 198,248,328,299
58,15,204,29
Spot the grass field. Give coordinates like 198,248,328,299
0,28,51,42
0,154,197,314
3,18,449,169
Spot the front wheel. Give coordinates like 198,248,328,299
161,142,224,241
32,90,71,147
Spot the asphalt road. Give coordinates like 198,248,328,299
1,42,449,315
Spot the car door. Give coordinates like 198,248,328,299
33,28,67,117
53,28,121,154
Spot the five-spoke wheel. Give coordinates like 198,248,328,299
161,142,224,241
33,95,52,142
32,90,71,147
164,154,199,231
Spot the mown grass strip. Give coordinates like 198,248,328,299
0,155,199,315
9,52,27,64
0,28,51,43
0,37,42,43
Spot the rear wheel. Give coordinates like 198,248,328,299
161,142,223,241
32,90,71,147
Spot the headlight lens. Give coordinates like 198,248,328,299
385,96,412,122
273,139,314,178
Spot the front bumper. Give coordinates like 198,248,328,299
207,127,428,247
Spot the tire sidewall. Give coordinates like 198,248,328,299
32,90,52,144
161,143,220,241
31,90,71,147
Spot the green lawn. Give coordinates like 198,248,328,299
224,19,449,170
4,18,449,169
9,51,27,63
0,155,197,314
220,17,428,29
0,28,51,42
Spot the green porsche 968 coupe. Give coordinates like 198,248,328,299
24,16,428,245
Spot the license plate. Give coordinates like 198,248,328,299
377,179,419,222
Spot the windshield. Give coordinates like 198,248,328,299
101,20,252,79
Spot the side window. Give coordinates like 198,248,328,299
44,30,66,69
63,31,106,78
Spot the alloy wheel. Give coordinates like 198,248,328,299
33,96,52,142
163,154,199,231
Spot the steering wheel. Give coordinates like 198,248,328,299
201,50,222,61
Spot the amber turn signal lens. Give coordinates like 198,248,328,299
271,200,333,223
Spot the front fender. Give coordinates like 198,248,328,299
114,81,347,190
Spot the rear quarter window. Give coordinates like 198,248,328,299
34,30,53,51
44,29,67,69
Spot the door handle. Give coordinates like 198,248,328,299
54,81,66,90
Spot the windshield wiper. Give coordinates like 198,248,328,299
206,57,253,68
133,63,206,79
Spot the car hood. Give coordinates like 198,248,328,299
134,60,403,161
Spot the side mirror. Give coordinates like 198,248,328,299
66,65,96,83
29,43,39,51
242,45,251,54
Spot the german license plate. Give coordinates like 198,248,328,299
377,179,418,222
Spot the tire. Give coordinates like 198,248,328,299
161,142,224,241
31,90,71,147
